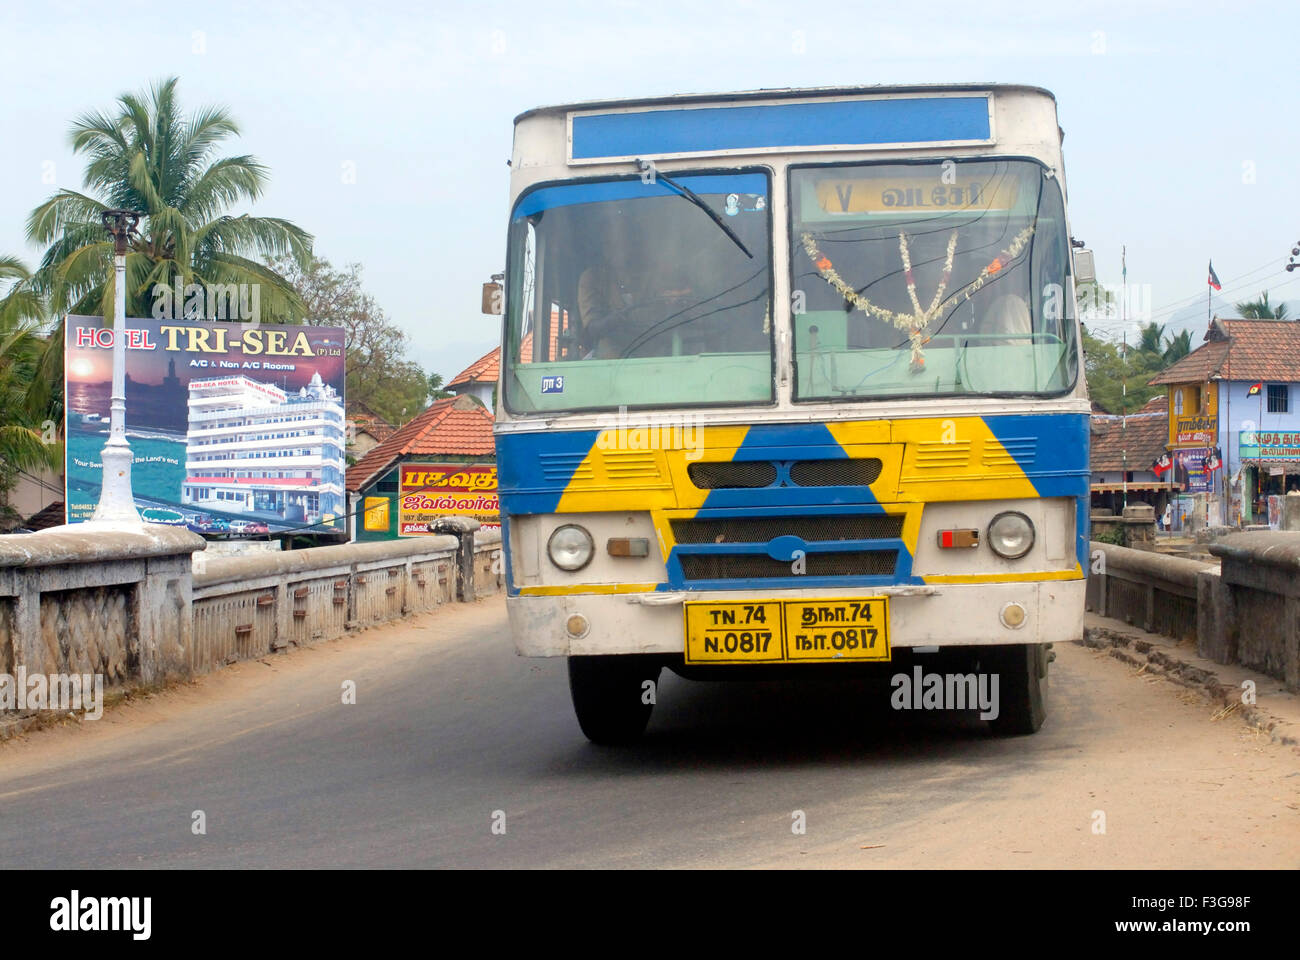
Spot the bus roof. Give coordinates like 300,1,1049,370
513,83,1056,125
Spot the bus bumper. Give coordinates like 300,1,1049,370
506,579,1086,657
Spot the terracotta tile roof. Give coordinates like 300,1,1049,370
346,394,495,493
1090,395,1169,472
1150,317,1300,385
348,413,395,442
449,347,500,388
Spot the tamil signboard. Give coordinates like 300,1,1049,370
1239,431,1300,462
65,316,346,536
1174,414,1217,446
398,463,499,534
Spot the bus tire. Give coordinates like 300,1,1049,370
985,643,1048,736
567,655,661,745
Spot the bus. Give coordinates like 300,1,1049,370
489,85,1090,743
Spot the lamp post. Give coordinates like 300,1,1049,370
91,208,142,524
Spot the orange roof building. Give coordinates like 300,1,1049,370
448,347,500,411
1147,316,1300,525
347,394,496,540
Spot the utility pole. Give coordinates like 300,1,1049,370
1121,245,1128,511
91,209,143,524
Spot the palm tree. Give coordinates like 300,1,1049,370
20,77,313,410
1234,291,1287,320
1136,321,1166,355
1163,329,1192,364
0,279,58,526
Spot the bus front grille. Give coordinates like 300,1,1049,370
687,461,776,488
670,514,904,545
679,551,898,581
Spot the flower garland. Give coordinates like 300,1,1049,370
801,224,1036,371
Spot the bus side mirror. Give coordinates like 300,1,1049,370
1073,249,1096,285
482,281,503,316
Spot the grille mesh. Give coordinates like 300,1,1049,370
670,514,904,545
789,458,882,486
687,461,777,489
679,551,897,580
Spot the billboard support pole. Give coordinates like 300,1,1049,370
91,209,143,524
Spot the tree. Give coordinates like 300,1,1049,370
1163,329,1192,364
273,255,433,424
18,77,312,413
427,372,453,401
1235,291,1287,320
1081,323,1163,414
0,265,59,527
1135,321,1166,357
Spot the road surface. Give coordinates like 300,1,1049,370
1,597,1296,868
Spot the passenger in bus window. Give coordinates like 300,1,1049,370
984,292,1032,339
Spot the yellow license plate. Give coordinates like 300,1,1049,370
684,598,890,664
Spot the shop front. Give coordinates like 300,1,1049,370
1239,431,1300,527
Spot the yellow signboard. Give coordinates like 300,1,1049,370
814,177,1018,215
362,497,390,531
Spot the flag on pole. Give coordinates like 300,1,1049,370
1207,261,1222,290
1247,382,1263,396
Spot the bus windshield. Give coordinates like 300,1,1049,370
789,158,1077,400
504,171,772,413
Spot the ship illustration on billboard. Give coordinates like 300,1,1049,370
65,316,346,537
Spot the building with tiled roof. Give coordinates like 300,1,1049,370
448,347,500,411
1147,317,1300,526
346,401,396,459
1090,395,1180,514
449,307,569,413
346,394,497,540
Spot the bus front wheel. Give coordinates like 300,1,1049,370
984,643,1048,736
567,655,661,745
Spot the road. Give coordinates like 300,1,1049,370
1,597,1297,868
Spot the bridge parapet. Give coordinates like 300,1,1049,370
0,523,205,690
1,519,505,731
1088,533,1300,692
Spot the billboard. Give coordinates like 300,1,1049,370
398,463,499,534
1175,448,1212,494
65,316,346,536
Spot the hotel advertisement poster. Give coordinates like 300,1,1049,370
397,464,499,535
65,315,347,536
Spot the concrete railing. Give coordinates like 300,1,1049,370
0,524,205,688
1,520,505,716
1086,540,1214,642
1206,532,1300,692
192,536,459,670
1088,533,1300,693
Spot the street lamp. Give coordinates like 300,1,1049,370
91,208,142,524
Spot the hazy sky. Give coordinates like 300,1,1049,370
2,0,1297,383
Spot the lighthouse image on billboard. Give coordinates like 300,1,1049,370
180,371,346,530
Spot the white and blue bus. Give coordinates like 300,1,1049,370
490,85,1090,742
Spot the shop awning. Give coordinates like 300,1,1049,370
1241,460,1300,474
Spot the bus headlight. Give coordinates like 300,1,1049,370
987,511,1035,559
547,524,594,571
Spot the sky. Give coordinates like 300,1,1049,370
2,0,1298,386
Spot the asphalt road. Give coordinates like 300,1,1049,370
1,597,1297,868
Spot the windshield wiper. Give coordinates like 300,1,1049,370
636,159,754,259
